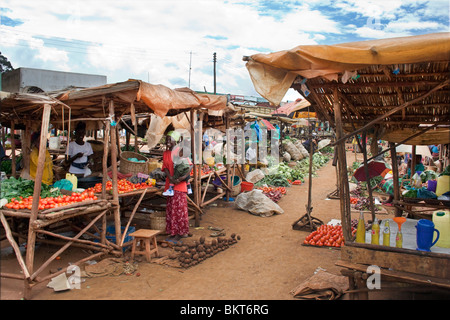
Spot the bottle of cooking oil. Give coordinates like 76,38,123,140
355,212,366,243
371,217,380,245
382,220,390,246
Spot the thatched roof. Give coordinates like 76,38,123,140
244,32,450,145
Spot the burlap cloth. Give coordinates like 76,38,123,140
290,270,349,300
83,258,138,277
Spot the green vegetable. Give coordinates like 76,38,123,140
0,177,60,202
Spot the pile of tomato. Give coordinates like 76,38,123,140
88,179,152,194
303,224,345,248
257,186,287,195
4,191,98,211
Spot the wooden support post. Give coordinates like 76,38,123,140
361,131,376,222
225,115,231,201
332,91,351,240
389,142,402,217
21,121,31,179
190,110,200,227
109,100,121,246
102,122,110,201
10,120,16,177
24,104,51,299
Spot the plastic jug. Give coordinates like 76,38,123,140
435,175,450,196
66,173,78,191
432,210,450,248
415,219,440,252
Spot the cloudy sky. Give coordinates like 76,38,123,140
1,0,449,102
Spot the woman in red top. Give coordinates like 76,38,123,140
162,132,190,243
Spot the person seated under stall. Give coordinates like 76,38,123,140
65,122,93,178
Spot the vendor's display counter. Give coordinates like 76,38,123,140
0,199,114,299
336,218,450,299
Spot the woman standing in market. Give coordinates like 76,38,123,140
162,131,191,243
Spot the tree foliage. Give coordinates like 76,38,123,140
0,52,14,72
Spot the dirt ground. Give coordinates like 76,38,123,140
0,151,446,302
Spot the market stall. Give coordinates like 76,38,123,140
243,32,450,298
0,80,229,298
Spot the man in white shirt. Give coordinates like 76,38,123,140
66,122,93,177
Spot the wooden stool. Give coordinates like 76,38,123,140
129,229,161,262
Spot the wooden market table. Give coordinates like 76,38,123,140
336,218,450,299
0,199,115,299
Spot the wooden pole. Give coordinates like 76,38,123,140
0,212,30,279
109,100,121,245
361,131,376,222
24,104,51,299
389,142,401,217
10,120,16,177
190,109,200,227
332,91,352,240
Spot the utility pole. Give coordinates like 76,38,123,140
213,52,217,94
188,51,192,88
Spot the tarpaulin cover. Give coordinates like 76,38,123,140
245,32,450,106
136,81,228,117
272,98,311,115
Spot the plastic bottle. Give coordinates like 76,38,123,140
382,220,390,246
395,230,403,248
355,212,366,243
371,217,380,245
433,210,450,248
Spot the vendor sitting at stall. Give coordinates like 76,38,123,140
66,122,93,178
30,131,54,185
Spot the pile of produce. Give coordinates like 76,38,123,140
303,224,345,248
1,177,61,202
257,186,286,202
3,191,98,211
171,234,241,268
88,178,152,194
350,183,380,212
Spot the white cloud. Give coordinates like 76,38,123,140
1,0,449,101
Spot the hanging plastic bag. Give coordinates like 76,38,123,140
412,173,422,188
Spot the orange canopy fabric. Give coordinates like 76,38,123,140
136,81,228,117
245,32,450,106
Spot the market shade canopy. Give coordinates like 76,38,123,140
58,79,229,118
243,32,450,146
244,32,450,106
353,161,387,182
272,98,311,116
396,144,432,158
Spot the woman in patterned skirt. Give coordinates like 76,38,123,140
162,131,191,243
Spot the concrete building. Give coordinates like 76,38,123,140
1,67,107,93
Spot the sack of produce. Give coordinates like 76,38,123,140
235,189,284,217
283,152,291,162
293,140,309,160
283,140,301,161
246,169,265,184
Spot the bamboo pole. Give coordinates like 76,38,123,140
102,121,110,201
